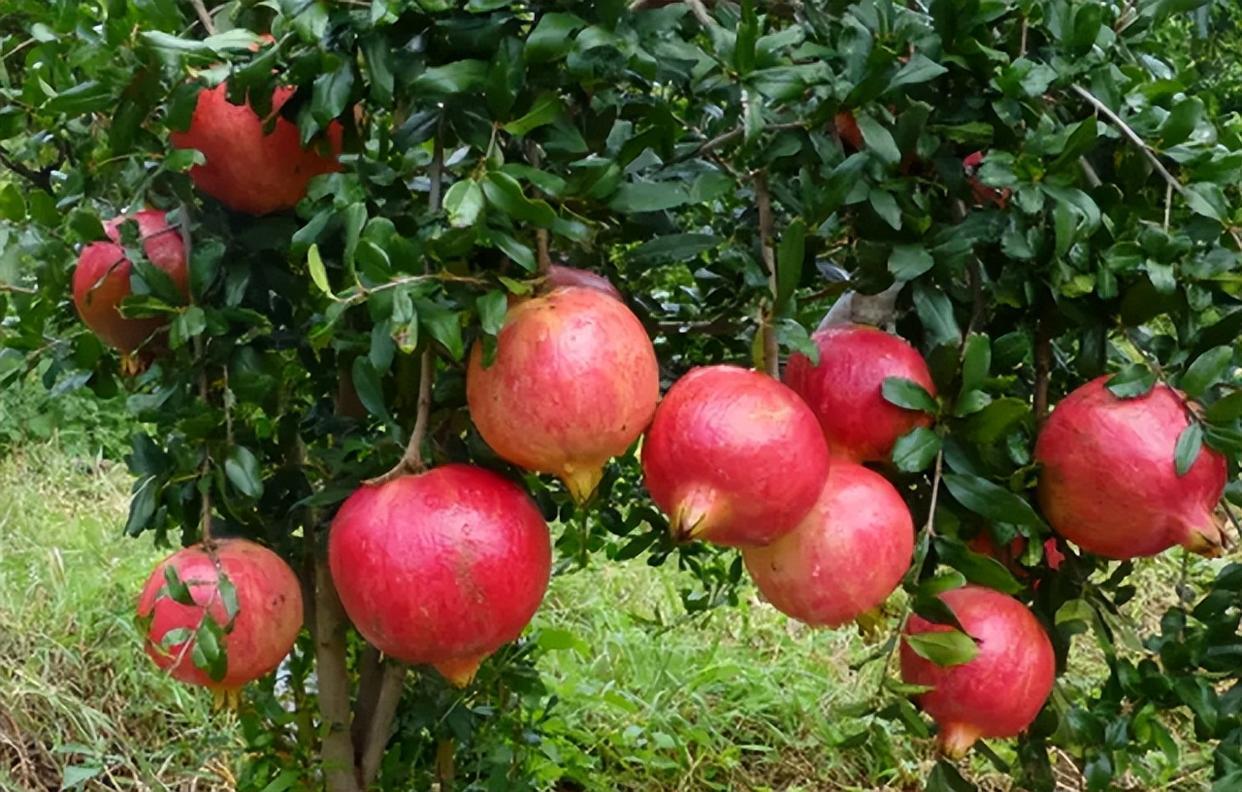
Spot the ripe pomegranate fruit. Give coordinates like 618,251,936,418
170,81,342,215
834,110,863,151
742,461,913,626
1036,376,1226,559
544,264,623,301
642,365,831,547
467,286,659,503
328,465,551,687
784,324,936,463
901,585,1055,757
137,538,302,691
963,151,1011,209
73,209,189,355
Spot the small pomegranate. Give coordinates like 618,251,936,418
137,538,303,692
1036,377,1226,559
328,465,551,686
171,82,342,215
642,365,831,547
963,151,1011,209
544,264,623,301
742,461,913,626
467,286,659,503
901,585,1055,757
784,324,936,463
834,110,863,151
73,209,189,355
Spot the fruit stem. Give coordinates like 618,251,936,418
752,170,779,379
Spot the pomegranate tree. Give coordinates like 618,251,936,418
901,585,1055,757
136,539,302,692
72,209,189,355
784,324,936,462
642,365,830,547
467,285,659,503
742,461,913,626
170,83,342,215
328,465,551,687
1036,377,1226,559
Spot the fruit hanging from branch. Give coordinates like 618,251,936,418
642,365,831,547
72,209,189,356
467,285,659,503
742,461,913,627
328,465,552,687
900,585,1055,757
1036,377,1226,559
170,82,342,215
136,538,303,692
784,324,936,463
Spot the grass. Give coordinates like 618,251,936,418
0,441,1221,790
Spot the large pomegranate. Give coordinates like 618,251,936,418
73,209,189,355
136,538,302,691
467,286,659,503
742,461,913,626
328,465,551,687
642,365,831,547
1035,376,1226,559
900,585,1055,757
170,82,342,215
784,324,936,463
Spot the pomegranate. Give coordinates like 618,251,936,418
544,264,623,301
328,465,551,687
1035,377,1226,559
963,151,1011,209
742,461,913,626
170,81,342,215
467,286,659,503
73,209,189,355
137,538,302,691
642,365,831,547
901,585,1055,756
834,111,863,151
784,324,936,463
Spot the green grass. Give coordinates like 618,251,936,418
0,442,1218,790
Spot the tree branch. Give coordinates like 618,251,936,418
674,121,805,164
350,645,383,753
683,0,716,27
360,663,406,785
752,171,779,378
191,0,217,35
0,149,53,192
312,558,361,792
1034,310,1052,429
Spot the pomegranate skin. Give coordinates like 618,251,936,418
1035,377,1226,559
328,465,551,687
72,210,189,354
136,539,303,691
467,286,659,503
834,111,863,151
642,365,831,547
742,462,913,626
900,585,1055,757
170,83,342,215
784,324,936,463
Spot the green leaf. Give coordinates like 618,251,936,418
124,476,160,536
350,357,391,421
628,234,721,265
892,427,941,472
0,183,25,221
959,335,991,396
217,572,240,623
963,397,1032,444
869,189,901,230
1055,598,1094,626
905,629,979,668
1068,3,1104,56
914,283,961,349
925,759,977,792
855,115,901,166
164,148,206,173
882,377,939,414
504,94,564,136
888,54,948,90
312,60,354,128
413,60,488,95
162,565,195,606
734,0,758,75
444,180,485,229
419,302,464,360
477,291,508,337
1184,183,1226,222
225,446,264,499
1106,364,1157,399
1181,346,1232,399
933,538,1024,595
608,182,691,213
45,81,114,115
482,172,556,227
1161,97,1203,147
1206,390,1242,423
889,244,934,281
942,473,1046,528
775,218,805,310
525,13,586,62
1175,422,1204,477
169,305,207,350
307,244,334,299
192,619,228,682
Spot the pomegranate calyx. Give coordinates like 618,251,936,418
562,463,604,505
433,654,485,688
670,486,721,543
1183,511,1228,557
937,721,983,758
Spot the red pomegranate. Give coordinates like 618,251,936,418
784,324,936,463
73,209,189,355
328,465,551,687
642,365,831,547
1036,377,1226,559
900,585,1055,757
963,151,1011,209
137,538,303,691
834,111,863,151
170,82,342,215
742,461,913,626
467,286,659,503
544,264,623,301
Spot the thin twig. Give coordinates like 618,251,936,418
1019,18,1029,57
0,283,37,295
1078,157,1102,188
191,0,217,35
684,0,716,27
1164,182,1173,231
341,272,487,306
752,170,779,378
674,121,805,164
1034,309,1052,429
